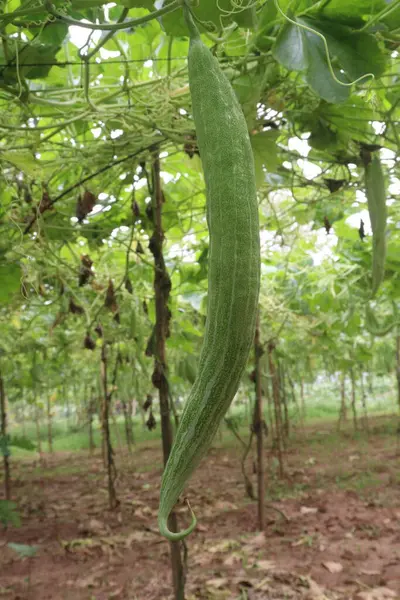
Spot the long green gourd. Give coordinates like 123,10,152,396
158,2,260,541
365,155,387,297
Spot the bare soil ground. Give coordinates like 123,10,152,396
1,417,400,600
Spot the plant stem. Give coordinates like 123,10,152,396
44,1,179,30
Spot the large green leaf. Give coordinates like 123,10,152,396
30,22,68,46
1,151,40,178
273,16,385,103
320,0,386,24
306,18,387,79
272,21,309,72
1,41,62,82
303,25,350,104
252,0,277,51
273,17,350,103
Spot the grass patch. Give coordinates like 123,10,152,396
335,470,383,493
8,386,399,460
266,481,310,502
9,417,163,456
29,464,87,478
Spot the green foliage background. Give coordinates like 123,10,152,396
0,0,400,422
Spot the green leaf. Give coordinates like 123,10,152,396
162,0,234,36
0,434,10,457
120,0,154,7
0,501,20,528
334,219,359,242
7,543,38,558
309,119,341,151
2,42,62,82
233,70,264,128
1,151,39,177
0,264,21,305
251,130,280,187
273,16,385,103
321,96,376,142
305,18,386,80
9,435,36,451
272,21,309,72
30,22,68,46
320,0,386,24
192,0,233,29
233,1,257,29
304,25,350,104
252,0,277,51
224,30,247,56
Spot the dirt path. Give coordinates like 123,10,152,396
1,420,399,599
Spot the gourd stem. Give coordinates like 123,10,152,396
182,1,201,40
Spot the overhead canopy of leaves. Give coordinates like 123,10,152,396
0,0,399,405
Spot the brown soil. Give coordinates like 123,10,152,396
1,418,400,600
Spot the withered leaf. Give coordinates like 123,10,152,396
84,334,96,351
143,394,152,412
145,203,153,222
146,410,156,431
124,276,133,294
79,254,93,287
132,201,140,219
359,219,366,241
104,280,118,313
38,189,52,213
76,190,96,223
145,327,156,357
323,216,331,234
183,134,199,159
69,298,84,315
94,323,103,337
324,178,346,193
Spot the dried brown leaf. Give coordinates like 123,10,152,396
360,569,381,576
304,577,330,600
223,554,241,567
255,560,276,571
355,588,397,600
206,578,228,589
300,506,318,515
209,539,239,554
245,532,266,548
76,190,96,222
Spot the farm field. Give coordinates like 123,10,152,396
2,0,400,599
1,416,400,600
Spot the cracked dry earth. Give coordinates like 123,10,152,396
1,418,400,600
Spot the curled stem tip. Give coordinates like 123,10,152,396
158,498,197,541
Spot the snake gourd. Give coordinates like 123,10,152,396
158,4,260,541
